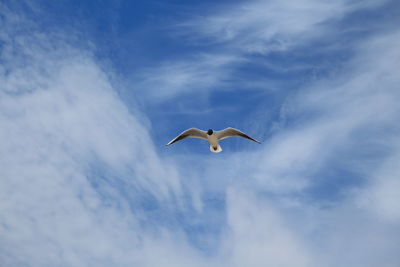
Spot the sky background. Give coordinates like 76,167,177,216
1,0,400,266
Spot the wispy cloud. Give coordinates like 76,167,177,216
178,0,348,52
215,29,400,267
136,0,392,102
0,5,202,266
180,0,391,51
1,1,400,266
168,14,400,266
135,54,241,101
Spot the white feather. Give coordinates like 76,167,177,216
210,144,222,153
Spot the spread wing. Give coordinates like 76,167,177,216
166,128,207,146
215,128,261,143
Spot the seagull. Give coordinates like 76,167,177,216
166,127,261,153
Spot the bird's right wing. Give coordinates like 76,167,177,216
215,128,261,143
166,128,207,146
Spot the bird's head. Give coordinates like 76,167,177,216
207,129,213,135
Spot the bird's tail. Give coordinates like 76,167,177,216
210,144,222,153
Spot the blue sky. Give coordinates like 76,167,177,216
1,0,400,266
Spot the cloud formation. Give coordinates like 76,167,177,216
0,5,201,266
1,1,400,267
137,0,394,101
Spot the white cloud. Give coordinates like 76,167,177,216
179,0,347,53
137,0,392,101
181,22,400,267
0,6,203,266
135,54,241,102
355,141,400,222
180,0,391,53
1,1,400,267
221,187,312,267
250,30,400,192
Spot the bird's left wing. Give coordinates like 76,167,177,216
166,128,207,146
215,128,261,143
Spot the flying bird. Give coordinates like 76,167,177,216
166,128,261,153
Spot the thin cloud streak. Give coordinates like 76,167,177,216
136,54,242,102
177,0,389,53
137,0,392,102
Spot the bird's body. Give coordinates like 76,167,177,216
206,131,222,153
166,127,260,153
